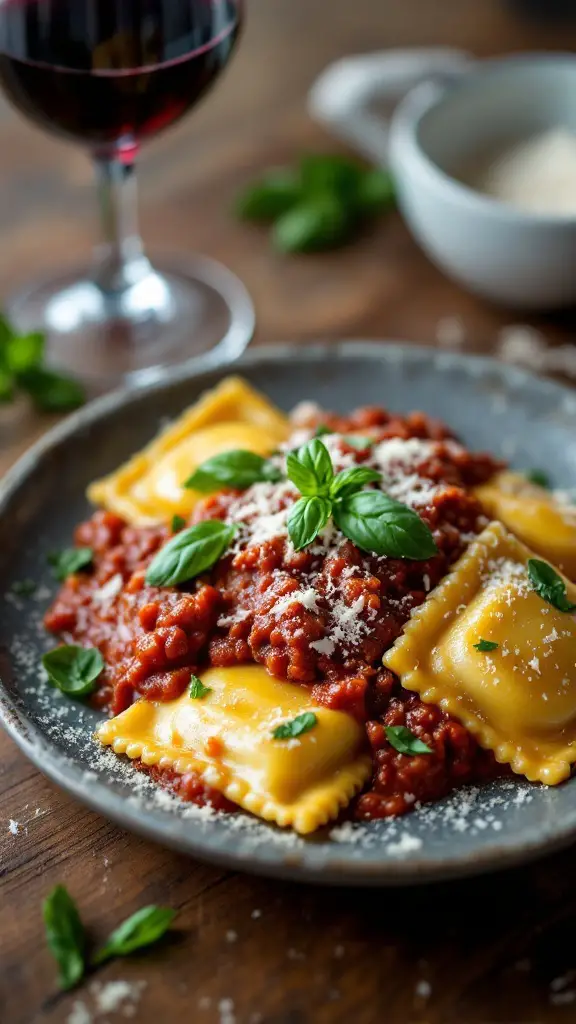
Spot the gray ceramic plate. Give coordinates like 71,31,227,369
2,342,576,886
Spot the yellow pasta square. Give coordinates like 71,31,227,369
88,377,290,526
384,521,576,785
97,665,371,833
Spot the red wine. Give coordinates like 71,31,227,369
0,0,241,152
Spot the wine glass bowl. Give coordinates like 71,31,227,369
0,0,254,389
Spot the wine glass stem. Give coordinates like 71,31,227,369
92,156,151,295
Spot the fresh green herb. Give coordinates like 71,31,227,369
10,578,37,597
385,726,433,756
189,675,212,699
43,885,86,990
287,495,332,551
527,558,576,612
48,547,93,581
272,711,318,740
42,645,104,697
313,424,333,438
283,437,437,558
145,520,235,588
236,168,302,221
329,465,381,501
333,490,438,559
92,906,176,966
0,308,85,412
236,154,395,253
473,638,499,652
525,469,551,489
343,434,375,450
286,437,334,496
171,514,186,533
184,449,282,493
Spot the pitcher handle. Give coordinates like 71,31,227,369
308,48,474,166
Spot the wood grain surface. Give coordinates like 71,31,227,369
3,2,576,1022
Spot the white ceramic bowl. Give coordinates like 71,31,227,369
310,50,576,309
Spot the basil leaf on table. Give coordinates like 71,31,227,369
287,495,332,551
333,490,438,559
473,639,499,652
189,675,212,699
286,438,334,496
42,645,104,697
92,906,176,966
43,885,86,990
184,449,281,492
355,168,395,214
272,711,317,740
527,558,576,612
0,366,13,402
18,366,86,412
385,725,433,756
273,196,352,253
329,465,381,501
146,520,235,587
236,169,302,221
48,547,93,581
5,331,44,374
299,154,364,199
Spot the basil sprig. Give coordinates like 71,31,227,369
43,885,86,990
285,438,438,559
0,312,85,411
527,559,576,612
189,675,212,699
146,520,235,588
272,711,317,739
43,885,176,988
48,547,93,581
184,449,282,493
92,906,176,966
42,645,104,697
385,725,433,755
473,639,499,652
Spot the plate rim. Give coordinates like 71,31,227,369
2,339,576,886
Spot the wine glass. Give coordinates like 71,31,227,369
0,0,253,389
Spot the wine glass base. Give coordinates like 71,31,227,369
7,253,255,393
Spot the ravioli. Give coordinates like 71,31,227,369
474,471,576,579
88,377,290,526
97,665,371,833
383,521,576,785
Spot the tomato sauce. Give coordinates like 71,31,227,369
44,406,505,819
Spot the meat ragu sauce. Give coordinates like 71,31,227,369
45,405,504,819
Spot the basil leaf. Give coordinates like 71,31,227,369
330,466,381,500
236,169,301,221
333,490,438,559
286,438,334,496
525,469,550,489
527,558,576,612
146,520,235,587
343,434,374,450
273,197,353,253
19,367,85,412
42,645,104,697
385,726,432,755
314,424,333,438
272,711,317,740
189,675,212,699
48,547,93,581
473,639,499,652
171,514,186,533
287,495,332,551
0,366,13,402
356,169,395,214
6,331,44,374
184,450,281,492
300,154,364,199
92,906,176,966
43,885,86,990
10,578,37,596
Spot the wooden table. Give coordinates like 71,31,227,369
3,2,576,1021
